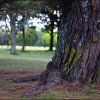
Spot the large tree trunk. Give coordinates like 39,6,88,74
49,0,100,83
16,0,100,85
42,0,100,84
9,12,17,55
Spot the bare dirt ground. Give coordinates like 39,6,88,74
0,68,43,100
0,68,100,100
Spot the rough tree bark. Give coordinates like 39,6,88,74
9,11,17,55
51,0,100,83
43,0,100,84
16,0,100,85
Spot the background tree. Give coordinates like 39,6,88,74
0,0,46,54
0,28,6,45
16,28,37,46
37,0,60,51
17,0,38,52
24,28,37,46
41,31,57,47
0,0,23,54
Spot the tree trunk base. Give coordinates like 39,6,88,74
13,59,99,98
23,85,47,99
14,58,100,84
14,70,62,86
13,62,63,98
13,62,63,86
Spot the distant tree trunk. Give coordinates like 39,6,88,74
49,21,54,51
9,12,17,55
21,14,26,52
22,27,25,52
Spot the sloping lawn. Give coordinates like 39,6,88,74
0,49,100,100
0,49,54,68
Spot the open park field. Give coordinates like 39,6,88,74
0,48,100,100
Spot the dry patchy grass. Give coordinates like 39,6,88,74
0,68,100,100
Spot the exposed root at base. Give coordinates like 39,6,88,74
22,81,62,100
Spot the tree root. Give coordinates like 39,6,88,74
13,61,63,84
13,61,63,99
23,85,47,100
21,81,62,100
13,74,40,83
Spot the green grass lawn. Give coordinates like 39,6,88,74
0,48,54,68
0,47,100,100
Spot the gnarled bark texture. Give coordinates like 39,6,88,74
16,0,100,85
49,0,100,83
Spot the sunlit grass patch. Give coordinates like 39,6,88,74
0,49,54,68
